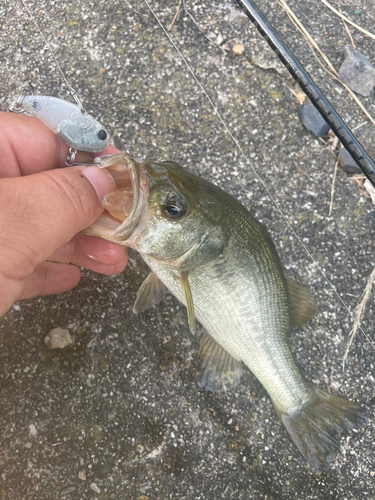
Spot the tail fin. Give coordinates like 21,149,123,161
278,388,369,470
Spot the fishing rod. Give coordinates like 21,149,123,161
236,0,375,188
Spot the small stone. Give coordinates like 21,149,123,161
78,470,86,481
363,179,375,205
25,442,32,449
59,485,76,497
90,482,101,493
298,104,330,137
338,148,362,174
338,45,375,97
232,43,244,55
45,327,73,349
28,424,37,437
54,456,63,466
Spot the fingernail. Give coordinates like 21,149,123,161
80,167,116,201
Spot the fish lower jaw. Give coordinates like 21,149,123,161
84,154,149,243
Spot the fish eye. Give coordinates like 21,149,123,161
98,129,107,140
162,197,186,220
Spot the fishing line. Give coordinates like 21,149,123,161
142,0,375,355
18,0,86,114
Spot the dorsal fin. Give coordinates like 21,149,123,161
133,272,168,314
198,331,243,392
179,271,195,335
286,277,317,329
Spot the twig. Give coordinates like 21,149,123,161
328,156,339,216
320,0,375,42
343,265,375,368
352,121,367,132
349,174,371,198
277,0,334,71
168,0,182,31
276,0,375,127
341,10,356,48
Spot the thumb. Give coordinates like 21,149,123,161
0,165,116,281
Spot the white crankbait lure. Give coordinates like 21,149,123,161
10,95,111,157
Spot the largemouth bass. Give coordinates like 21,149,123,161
85,153,368,470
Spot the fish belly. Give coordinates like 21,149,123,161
142,252,309,413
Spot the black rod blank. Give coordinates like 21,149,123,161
237,0,375,187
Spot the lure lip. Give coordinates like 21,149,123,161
84,154,149,243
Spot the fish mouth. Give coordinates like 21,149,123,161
84,154,148,244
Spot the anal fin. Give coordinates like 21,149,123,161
286,277,317,329
198,331,243,392
133,272,168,314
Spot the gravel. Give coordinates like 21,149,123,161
1,1,375,499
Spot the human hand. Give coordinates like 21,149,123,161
0,111,128,317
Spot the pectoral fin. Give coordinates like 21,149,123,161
179,271,195,335
173,226,226,271
198,331,243,392
133,272,168,314
286,278,318,329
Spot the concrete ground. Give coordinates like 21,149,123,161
1,0,375,498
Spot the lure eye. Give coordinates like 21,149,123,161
98,129,107,140
162,197,186,220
